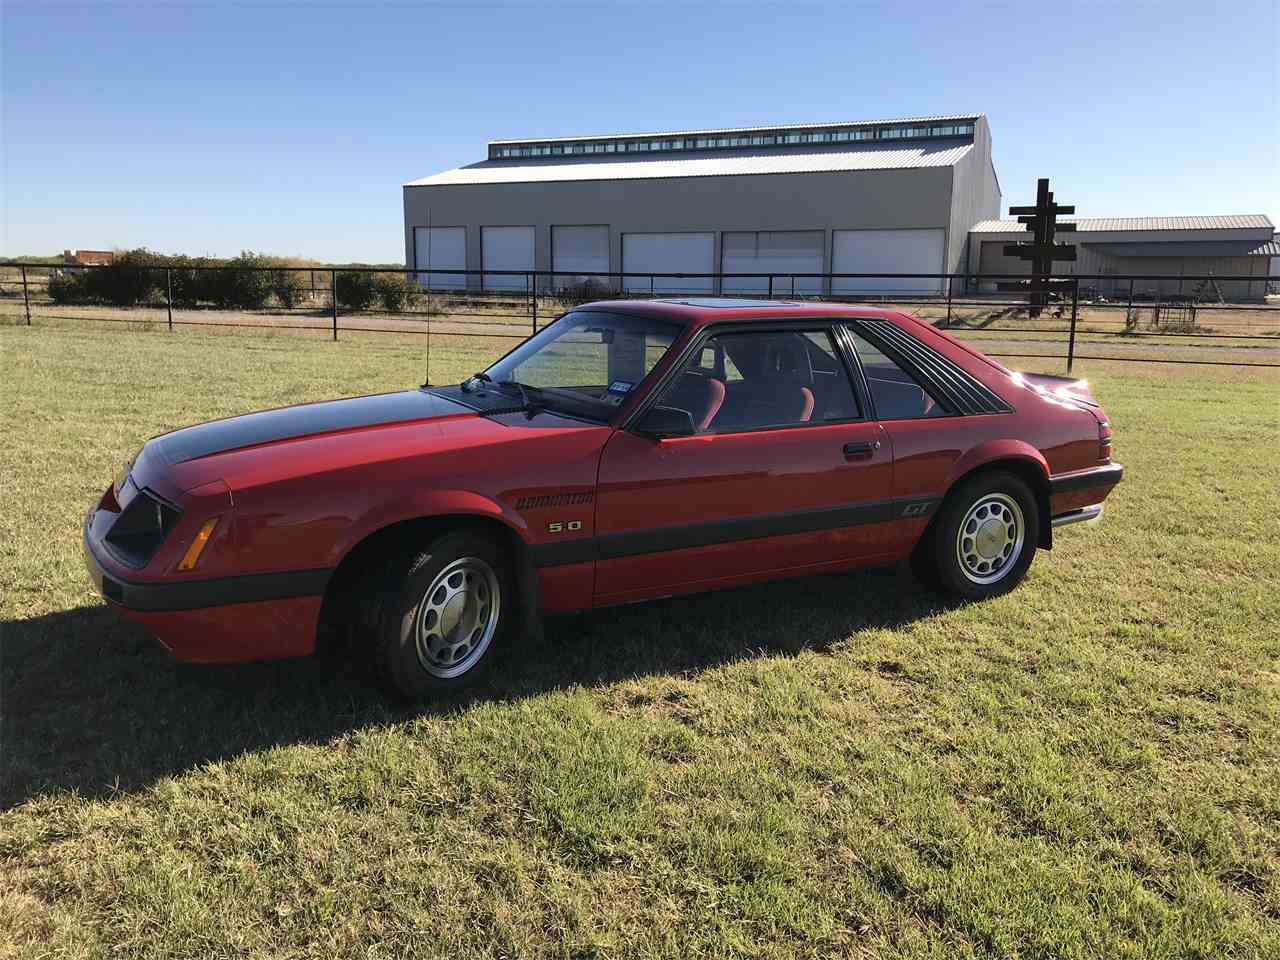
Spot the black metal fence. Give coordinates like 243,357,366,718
2,262,1277,372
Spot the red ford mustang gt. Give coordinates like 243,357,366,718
85,299,1122,699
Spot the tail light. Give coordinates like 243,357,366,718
1098,419,1112,462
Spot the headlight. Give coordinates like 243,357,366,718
103,488,181,568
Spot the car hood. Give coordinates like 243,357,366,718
144,388,606,498
155,389,461,465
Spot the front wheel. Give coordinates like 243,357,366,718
926,471,1039,600
367,531,513,701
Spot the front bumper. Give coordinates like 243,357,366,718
84,514,331,612
84,512,330,662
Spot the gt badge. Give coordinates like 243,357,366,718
902,502,932,518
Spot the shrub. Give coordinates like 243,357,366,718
191,253,274,309
48,271,90,304
83,249,161,306
271,270,308,309
225,253,275,309
166,262,204,309
555,276,618,305
197,263,238,308
335,270,378,311
374,273,418,312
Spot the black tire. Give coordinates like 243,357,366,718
926,470,1039,600
365,530,513,701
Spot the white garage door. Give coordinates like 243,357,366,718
414,226,466,289
482,226,535,291
552,225,610,288
831,229,944,294
722,231,824,295
622,232,714,294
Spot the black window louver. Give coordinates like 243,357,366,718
104,488,181,568
853,320,1012,417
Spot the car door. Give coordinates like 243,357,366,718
839,322,960,546
844,323,957,496
592,324,896,606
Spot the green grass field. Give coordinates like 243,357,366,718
2,323,1278,959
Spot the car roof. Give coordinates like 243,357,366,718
575,297,907,327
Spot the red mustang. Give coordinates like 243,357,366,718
85,299,1121,699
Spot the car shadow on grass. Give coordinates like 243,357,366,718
2,564,956,809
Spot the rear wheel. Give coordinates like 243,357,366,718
926,471,1038,600
366,531,512,700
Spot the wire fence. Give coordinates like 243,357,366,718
2,262,1277,371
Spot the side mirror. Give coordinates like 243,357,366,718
633,405,696,439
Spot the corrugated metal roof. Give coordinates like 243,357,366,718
1250,236,1280,257
490,115,982,146
1087,241,1278,257
970,214,1274,233
407,142,974,187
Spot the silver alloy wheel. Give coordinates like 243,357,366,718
955,493,1025,585
413,556,501,679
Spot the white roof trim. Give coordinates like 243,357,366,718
407,142,974,187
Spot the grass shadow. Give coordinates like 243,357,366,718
2,564,954,809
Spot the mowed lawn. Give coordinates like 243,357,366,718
2,321,1278,959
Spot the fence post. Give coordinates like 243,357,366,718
945,279,953,328
1067,278,1080,374
530,272,537,333
20,266,31,325
768,275,773,300
331,270,338,341
165,268,173,332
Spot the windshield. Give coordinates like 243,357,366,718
481,311,684,418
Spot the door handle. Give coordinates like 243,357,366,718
843,440,881,458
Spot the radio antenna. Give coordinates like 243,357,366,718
422,207,431,387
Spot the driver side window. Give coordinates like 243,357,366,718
656,329,859,433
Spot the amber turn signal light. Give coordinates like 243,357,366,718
178,518,219,571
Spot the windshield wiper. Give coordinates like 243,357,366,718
461,372,547,415
461,371,492,393
492,379,546,414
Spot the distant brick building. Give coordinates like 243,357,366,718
63,249,115,268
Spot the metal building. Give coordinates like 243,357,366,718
403,115,1001,295
967,215,1277,301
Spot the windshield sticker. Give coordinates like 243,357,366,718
607,380,634,396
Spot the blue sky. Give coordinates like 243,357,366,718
3,1,1276,263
